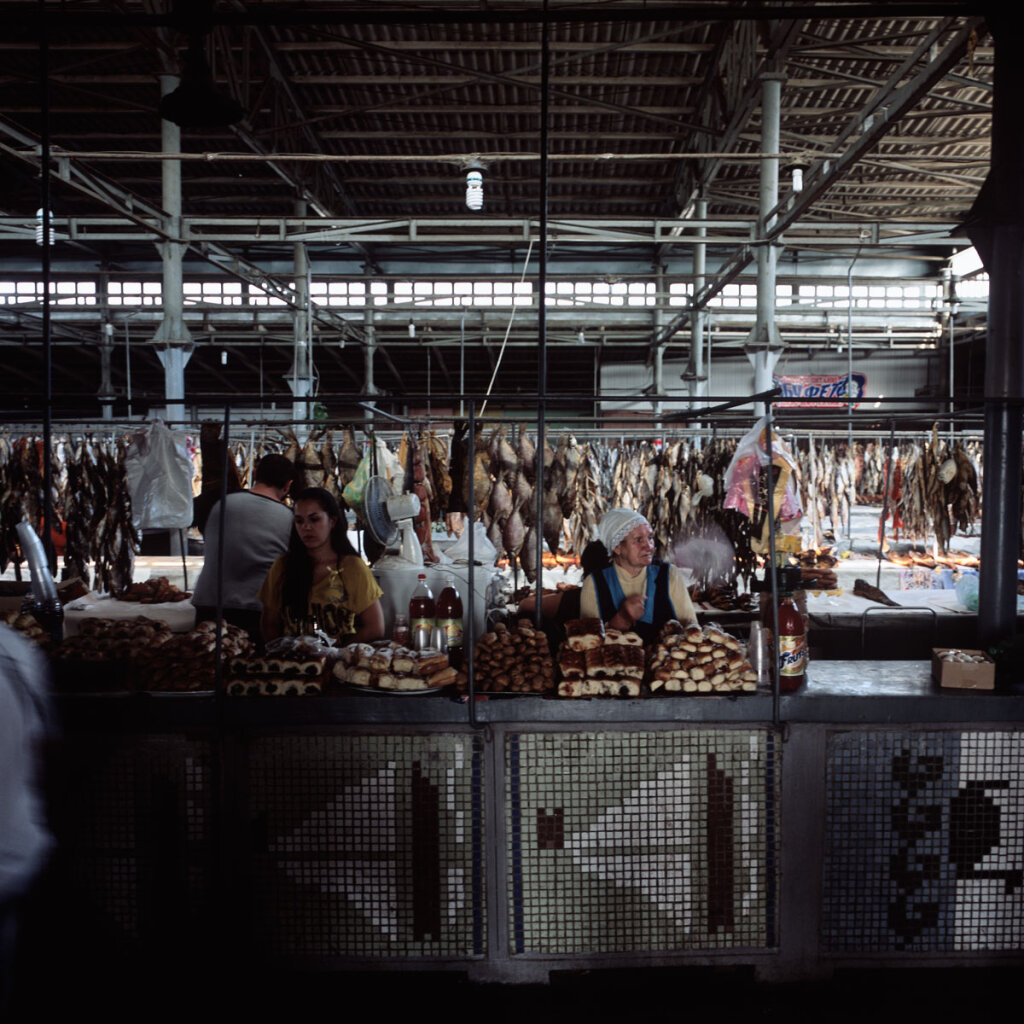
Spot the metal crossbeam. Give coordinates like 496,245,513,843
651,16,984,348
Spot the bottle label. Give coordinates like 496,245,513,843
779,633,806,676
411,616,435,632
438,618,463,648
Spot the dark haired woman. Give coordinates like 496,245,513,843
259,487,385,645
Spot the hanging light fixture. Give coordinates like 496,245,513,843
789,160,809,194
465,163,484,211
35,208,55,246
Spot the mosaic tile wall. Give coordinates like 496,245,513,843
824,731,1024,952
62,734,214,943
506,729,777,954
247,733,486,958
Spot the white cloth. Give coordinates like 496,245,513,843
63,595,196,636
191,491,293,612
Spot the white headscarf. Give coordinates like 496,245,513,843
598,508,649,554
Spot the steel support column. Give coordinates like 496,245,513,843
363,283,378,425
688,197,709,403
966,14,1022,653
152,73,192,425
746,73,785,417
285,199,314,432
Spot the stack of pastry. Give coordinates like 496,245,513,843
52,615,174,691
117,576,192,603
138,620,252,691
469,620,555,693
227,636,331,696
648,620,758,695
2,609,56,648
557,620,645,697
333,641,457,691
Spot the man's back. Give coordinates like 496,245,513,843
192,490,293,612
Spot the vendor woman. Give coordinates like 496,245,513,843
259,486,385,645
580,508,697,643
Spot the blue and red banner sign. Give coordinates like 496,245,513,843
773,372,867,408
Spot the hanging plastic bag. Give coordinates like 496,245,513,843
342,451,372,510
342,436,403,510
954,571,979,612
723,416,802,553
124,420,194,530
446,520,498,565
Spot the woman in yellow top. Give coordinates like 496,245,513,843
259,487,385,645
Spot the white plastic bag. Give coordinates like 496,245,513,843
446,520,498,565
125,420,194,530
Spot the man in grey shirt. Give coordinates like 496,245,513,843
192,453,295,645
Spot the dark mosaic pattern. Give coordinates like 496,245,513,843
824,731,1024,952
247,734,486,957
506,730,777,954
63,735,213,942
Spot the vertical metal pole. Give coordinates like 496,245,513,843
364,267,377,427
846,258,855,550
765,407,781,727
289,198,312,433
966,15,1024,652
748,74,784,419
693,197,707,388
39,9,55,574
459,313,466,418
154,72,191,427
652,344,664,417
876,420,896,589
948,297,956,445
467,399,482,729
757,75,782,332
533,2,550,595
653,262,665,418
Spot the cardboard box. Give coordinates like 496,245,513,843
932,647,995,690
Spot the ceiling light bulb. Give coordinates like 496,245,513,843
465,169,484,211
408,320,416,338
35,208,54,246
791,166,803,193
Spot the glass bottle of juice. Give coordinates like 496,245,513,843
777,584,807,691
408,574,436,636
436,573,464,669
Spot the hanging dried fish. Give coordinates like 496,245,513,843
337,426,362,488
503,500,526,562
519,523,539,582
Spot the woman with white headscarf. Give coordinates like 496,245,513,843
579,507,697,644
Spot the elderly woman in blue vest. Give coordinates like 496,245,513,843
579,508,697,643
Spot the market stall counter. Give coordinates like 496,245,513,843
48,654,1024,984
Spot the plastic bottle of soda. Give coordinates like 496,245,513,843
409,574,436,636
777,584,806,692
436,573,464,669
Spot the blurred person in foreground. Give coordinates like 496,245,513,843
192,452,296,646
0,624,54,1014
